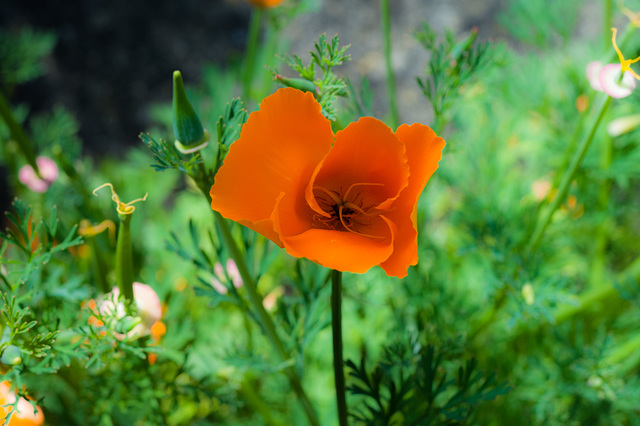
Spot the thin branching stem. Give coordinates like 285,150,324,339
526,94,612,253
0,90,40,177
243,8,263,102
381,0,399,129
214,210,320,426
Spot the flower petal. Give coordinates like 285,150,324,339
607,113,640,137
305,117,409,215
278,211,397,274
599,63,636,98
380,123,445,278
586,61,604,92
210,88,334,245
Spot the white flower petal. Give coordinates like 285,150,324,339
599,64,636,98
607,113,640,137
586,61,604,91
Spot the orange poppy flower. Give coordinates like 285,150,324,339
246,0,283,8
210,88,445,278
0,381,44,425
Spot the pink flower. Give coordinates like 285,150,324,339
210,260,244,295
586,61,636,99
599,64,636,98
586,61,604,92
99,282,162,338
18,156,59,193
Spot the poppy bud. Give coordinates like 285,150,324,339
274,75,317,93
172,70,210,154
115,316,140,334
0,345,21,366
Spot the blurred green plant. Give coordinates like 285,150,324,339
415,25,498,133
274,33,351,120
347,341,511,424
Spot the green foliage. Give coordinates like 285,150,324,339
215,98,248,172
415,25,497,130
276,34,351,120
6,3,640,425
498,0,583,48
140,132,203,174
347,341,511,425
0,28,56,87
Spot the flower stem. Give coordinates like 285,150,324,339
213,210,319,426
590,127,613,286
380,0,399,129
0,89,40,177
115,213,134,300
525,94,612,253
604,0,613,51
242,7,263,102
331,269,348,426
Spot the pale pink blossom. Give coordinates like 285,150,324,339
586,61,636,99
531,178,551,202
99,282,162,338
599,63,636,98
210,260,244,294
18,156,59,193
586,61,604,91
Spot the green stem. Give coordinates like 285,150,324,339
331,269,348,426
604,0,613,51
260,12,280,100
213,211,319,426
243,8,263,102
526,94,612,253
554,254,640,324
503,254,640,343
0,89,40,176
380,0,399,129
115,214,134,300
590,130,612,286
602,333,640,374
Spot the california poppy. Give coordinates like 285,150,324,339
246,0,283,8
0,381,44,425
210,88,445,278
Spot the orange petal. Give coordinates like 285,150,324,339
305,117,409,215
210,88,334,245
380,123,445,278
279,214,397,273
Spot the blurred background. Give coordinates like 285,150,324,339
0,0,603,156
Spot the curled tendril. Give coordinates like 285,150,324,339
93,183,148,215
78,219,116,243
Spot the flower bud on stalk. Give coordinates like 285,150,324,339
0,345,21,366
274,75,318,93
93,183,147,301
172,70,210,154
115,214,134,300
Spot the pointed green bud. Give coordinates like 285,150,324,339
1,345,21,366
115,316,141,335
450,27,478,62
172,70,210,154
274,75,317,93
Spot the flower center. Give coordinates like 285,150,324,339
311,182,385,238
